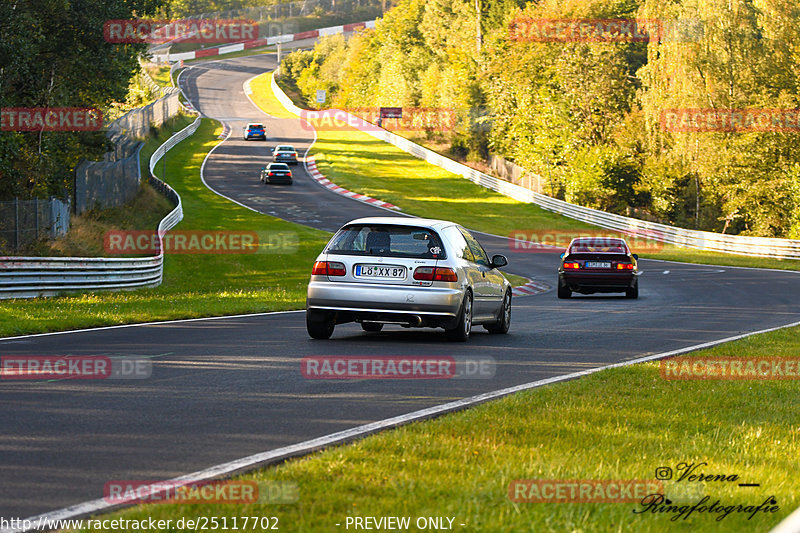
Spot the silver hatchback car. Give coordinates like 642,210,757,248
306,217,512,341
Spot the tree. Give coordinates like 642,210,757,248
0,0,163,200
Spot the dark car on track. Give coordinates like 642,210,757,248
557,237,639,299
243,122,266,140
261,163,293,184
272,145,298,165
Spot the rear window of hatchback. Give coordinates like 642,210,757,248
325,225,446,259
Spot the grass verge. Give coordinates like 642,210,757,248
144,64,172,88
266,72,800,272
19,186,174,258
78,322,800,532
0,118,329,337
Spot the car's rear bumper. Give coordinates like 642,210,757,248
264,176,292,184
560,271,637,291
307,280,463,318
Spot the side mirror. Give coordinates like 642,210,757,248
633,254,639,260
490,254,508,269
559,253,565,259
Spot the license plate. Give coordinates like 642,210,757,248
585,261,611,268
355,265,406,279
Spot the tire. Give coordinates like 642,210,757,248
625,281,639,299
485,291,511,334
445,291,472,342
557,277,571,299
361,322,383,332
306,310,335,339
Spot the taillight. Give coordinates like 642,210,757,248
268,172,274,176
413,266,457,282
312,261,346,276
312,261,327,275
413,267,434,281
616,263,634,270
328,262,346,276
434,267,458,282
563,262,580,269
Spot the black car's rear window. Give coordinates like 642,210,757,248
569,239,628,254
326,224,446,259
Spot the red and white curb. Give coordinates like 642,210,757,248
219,121,230,139
156,20,376,63
512,278,551,297
305,156,401,211
180,97,197,113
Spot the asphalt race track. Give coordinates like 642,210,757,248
2,54,800,519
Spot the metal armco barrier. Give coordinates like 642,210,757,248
271,75,800,260
0,117,199,299
155,20,376,62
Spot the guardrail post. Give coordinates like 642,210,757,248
14,197,19,251
49,197,56,238
34,197,39,241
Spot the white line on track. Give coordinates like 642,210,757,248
6,317,800,533
0,310,304,342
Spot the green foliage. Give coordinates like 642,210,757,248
283,0,483,141
0,0,162,201
282,0,800,238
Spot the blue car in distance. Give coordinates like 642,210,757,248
243,122,266,141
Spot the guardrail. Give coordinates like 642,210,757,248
155,20,376,62
0,116,199,299
271,75,800,260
